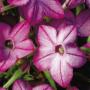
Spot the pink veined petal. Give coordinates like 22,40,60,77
33,84,53,90
13,80,32,90
8,0,29,6
0,23,11,46
10,21,30,43
0,48,11,61
50,54,73,88
76,9,90,37
0,52,16,72
38,25,57,47
0,88,6,90
14,39,35,58
34,52,56,71
66,45,86,68
57,25,77,45
19,0,64,25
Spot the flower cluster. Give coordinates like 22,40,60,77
0,0,89,90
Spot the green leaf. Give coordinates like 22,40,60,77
43,71,57,90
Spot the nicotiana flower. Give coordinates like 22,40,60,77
34,25,86,87
76,9,90,37
18,0,64,25
13,80,53,90
0,21,35,72
8,0,29,6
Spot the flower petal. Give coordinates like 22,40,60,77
66,45,86,68
33,84,53,90
13,80,32,90
8,0,29,6
0,23,11,46
57,25,77,44
34,52,56,71
19,0,64,24
38,25,57,47
76,9,90,37
0,52,16,72
50,54,73,88
10,21,30,43
14,39,35,58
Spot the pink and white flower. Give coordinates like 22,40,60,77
0,21,35,72
34,25,86,87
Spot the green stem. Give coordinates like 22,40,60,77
43,71,57,90
3,69,23,88
1,5,15,13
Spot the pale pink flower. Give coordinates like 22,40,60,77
0,21,35,72
34,25,86,87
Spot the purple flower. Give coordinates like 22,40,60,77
8,0,29,6
13,80,53,90
34,25,86,87
76,9,90,37
0,21,35,72
19,0,64,25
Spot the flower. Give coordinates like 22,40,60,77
76,9,90,37
18,0,64,25
13,80,53,90
0,21,35,72
34,25,86,87
8,0,29,6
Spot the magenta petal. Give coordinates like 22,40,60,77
19,0,64,24
66,45,86,68
8,0,29,6
38,25,57,46
33,84,53,90
50,54,73,88
10,21,30,43
13,80,32,90
76,9,90,37
0,53,16,72
57,25,77,44
0,23,11,46
14,39,35,58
